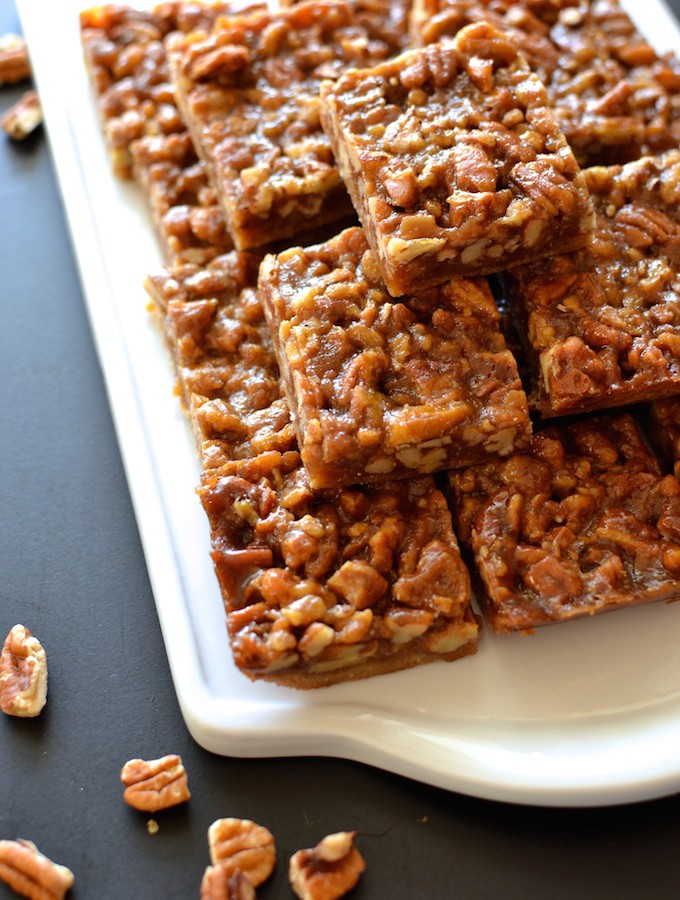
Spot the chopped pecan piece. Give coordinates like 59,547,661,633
120,754,191,812
201,866,256,900
0,34,31,85
0,624,47,717
259,226,531,488
2,90,42,141
207,818,276,888
289,832,365,900
0,839,73,900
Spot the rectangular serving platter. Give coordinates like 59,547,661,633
17,0,680,806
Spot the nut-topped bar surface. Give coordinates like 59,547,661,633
506,150,680,417
199,451,478,687
145,250,296,470
410,0,680,167
320,23,593,296
80,2,242,177
167,0,394,250
259,226,531,489
131,132,233,265
449,412,680,633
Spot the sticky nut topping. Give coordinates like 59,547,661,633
450,413,680,631
208,818,276,887
120,754,191,812
0,839,74,900
0,624,47,717
289,832,365,900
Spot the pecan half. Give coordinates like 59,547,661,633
208,818,276,888
0,34,31,85
2,90,42,141
120,754,191,812
0,624,47,717
201,866,256,900
289,832,365,900
0,839,74,899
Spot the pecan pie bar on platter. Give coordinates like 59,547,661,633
320,22,594,296
449,412,680,632
259,226,531,488
506,151,680,417
165,0,390,250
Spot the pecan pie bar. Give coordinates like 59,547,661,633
319,22,593,296
146,252,479,686
199,451,479,687
410,0,680,167
449,412,680,633
131,131,233,265
80,2,241,177
166,0,394,250
506,151,680,418
259,226,531,489
145,250,296,470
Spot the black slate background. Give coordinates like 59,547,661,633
2,0,680,897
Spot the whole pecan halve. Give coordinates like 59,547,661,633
0,624,48,717
208,818,276,888
0,839,74,899
120,754,191,812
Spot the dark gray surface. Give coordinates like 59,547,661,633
3,1,680,897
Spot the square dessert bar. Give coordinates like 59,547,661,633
199,450,479,688
80,2,239,177
258,226,531,490
131,132,233,265
166,0,395,250
320,22,593,296
449,412,680,633
410,0,680,167
145,251,297,470
505,151,680,418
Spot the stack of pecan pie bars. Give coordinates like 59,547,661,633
81,0,680,687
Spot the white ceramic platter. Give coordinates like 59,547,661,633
17,0,680,807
